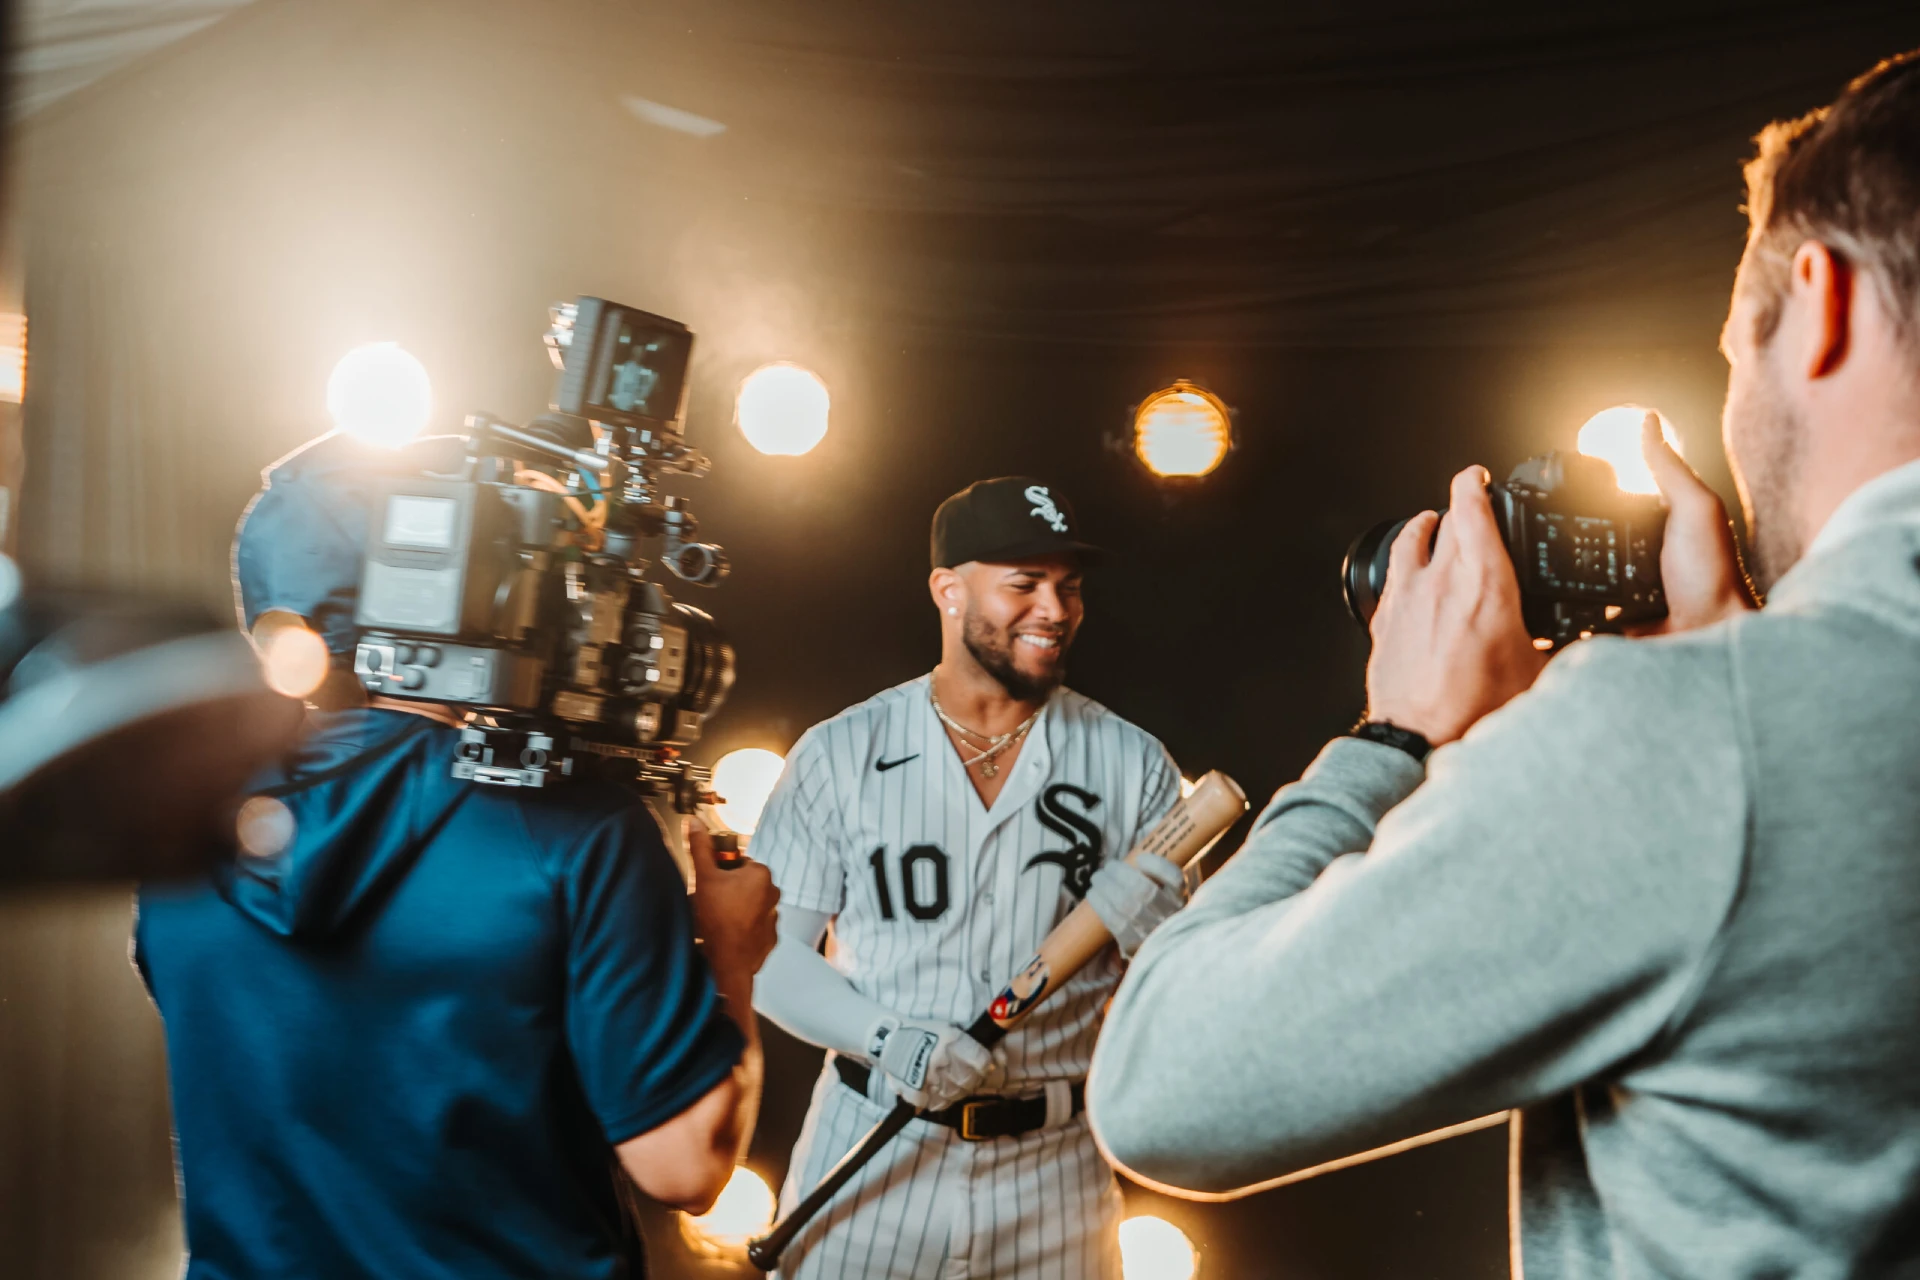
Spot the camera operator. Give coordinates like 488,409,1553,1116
134,431,779,1280
1088,50,1920,1277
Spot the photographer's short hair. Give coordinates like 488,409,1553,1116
1742,49,1920,348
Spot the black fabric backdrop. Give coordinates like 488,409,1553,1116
10,3,1920,1277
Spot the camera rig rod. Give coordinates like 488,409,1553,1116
466,414,610,476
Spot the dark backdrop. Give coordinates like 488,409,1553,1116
8,2,1920,1277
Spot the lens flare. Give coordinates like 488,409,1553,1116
1576,405,1680,496
328,342,432,448
711,748,786,834
1134,382,1231,478
1119,1215,1198,1280
259,618,331,699
235,796,297,860
737,363,830,456
680,1166,775,1257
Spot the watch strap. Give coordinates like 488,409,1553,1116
1348,718,1432,763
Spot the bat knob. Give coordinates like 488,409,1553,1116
746,1236,781,1271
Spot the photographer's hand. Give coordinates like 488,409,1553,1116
1364,466,1547,747
1634,413,1758,633
689,823,780,999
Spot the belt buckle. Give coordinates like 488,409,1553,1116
959,1099,992,1141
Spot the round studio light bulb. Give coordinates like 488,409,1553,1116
710,747,787,834
1134,381,1231,478
737,362,830,456
1576,405,1681,496
680,1166,775,1255
327,342,433,448
1119,1214,1198,1280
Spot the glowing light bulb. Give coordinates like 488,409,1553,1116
327,342,432,448
680,1166,775,1256
737,363,830,456
1119,1215,1198,1280
711,748,786,834
1134,381,1231,478
1576,405,1681,496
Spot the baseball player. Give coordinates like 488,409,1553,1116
749,476,1189,1279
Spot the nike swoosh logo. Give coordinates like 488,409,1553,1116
875,754,920,773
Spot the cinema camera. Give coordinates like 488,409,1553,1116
351,298,735,815
1342,451,1668,648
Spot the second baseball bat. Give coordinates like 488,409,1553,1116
746,770,1247,1271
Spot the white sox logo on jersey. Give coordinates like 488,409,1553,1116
1025,485,1069,533
1025,783,1104,899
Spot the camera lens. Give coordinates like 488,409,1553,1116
1341,518,1408,626
668,542,730,586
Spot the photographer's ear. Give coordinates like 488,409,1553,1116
1789,240,1853,381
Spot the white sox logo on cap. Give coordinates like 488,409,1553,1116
1025,485,1069,533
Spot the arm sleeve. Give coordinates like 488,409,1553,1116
562,809,747,1144
1088,637,1749,1195
748,725,849,915
753,906,898,1057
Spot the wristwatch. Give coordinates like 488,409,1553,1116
1348,718,1432,763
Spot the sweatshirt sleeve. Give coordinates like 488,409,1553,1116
1087,635,1749,1195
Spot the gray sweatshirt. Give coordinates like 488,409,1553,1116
1089,460,1920,1279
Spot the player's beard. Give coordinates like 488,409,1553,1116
1725,344,1807,597
962,608,1068,703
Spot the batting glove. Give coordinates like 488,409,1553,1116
1085,853,1188,959
866,1015,995,1111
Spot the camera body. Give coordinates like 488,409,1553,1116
1343,451,1667,648
352,298,733,792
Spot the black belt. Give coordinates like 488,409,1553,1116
835,1057,1084,1141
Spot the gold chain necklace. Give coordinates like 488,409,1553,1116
929,678,1041,780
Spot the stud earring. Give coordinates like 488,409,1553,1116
947,607,957,616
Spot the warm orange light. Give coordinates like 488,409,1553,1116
711,748,786,834
737,363,830,456
1576,405,1681,496
1134,382,1231,478
256,614,331,699
680,1166,776,1257
1119,1214,1198,1280
328,342,432,448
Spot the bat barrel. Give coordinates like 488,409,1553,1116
747,1098,919,1271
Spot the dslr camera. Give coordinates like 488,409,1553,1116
351,297,734,807
1342,451,1667,648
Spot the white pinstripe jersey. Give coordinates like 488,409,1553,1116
752,673,1181,1087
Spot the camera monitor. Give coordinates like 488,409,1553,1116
552,298,694,431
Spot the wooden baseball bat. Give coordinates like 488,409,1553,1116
747,770,1247,1271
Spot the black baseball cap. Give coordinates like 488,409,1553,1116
930,477,1103,569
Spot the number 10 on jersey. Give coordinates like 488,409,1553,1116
867,845,951,922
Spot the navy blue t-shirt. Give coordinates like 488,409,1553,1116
136,710,744,1280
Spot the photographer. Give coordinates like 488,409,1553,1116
1088,50,1920,1277
135,431,779,1280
